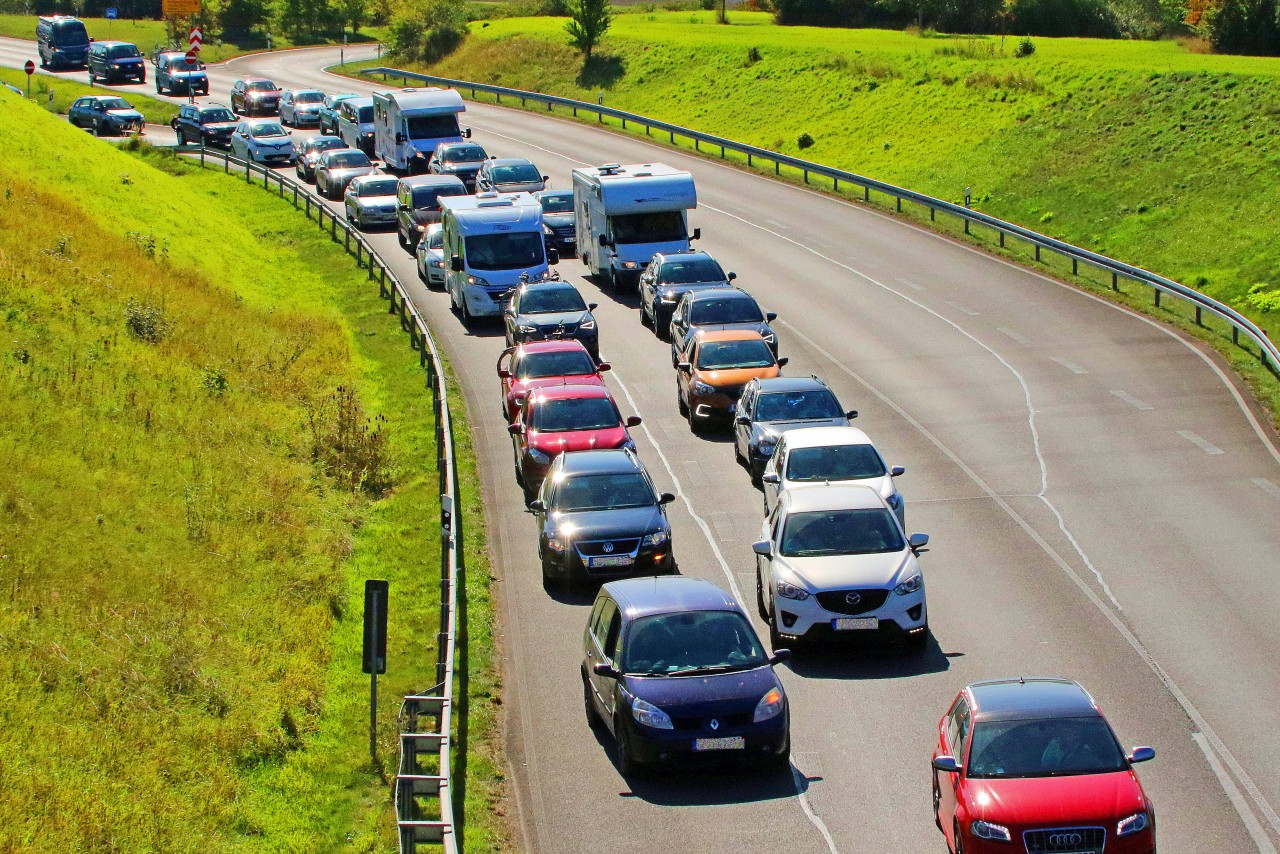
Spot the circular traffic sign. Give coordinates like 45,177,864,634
185,49,198,64
24,59,34,75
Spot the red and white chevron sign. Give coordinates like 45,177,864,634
188,26,203,52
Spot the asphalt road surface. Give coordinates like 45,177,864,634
6,37,1280,854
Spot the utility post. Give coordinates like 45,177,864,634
363,580,389,764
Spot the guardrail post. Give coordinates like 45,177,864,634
344,229,351,254
1072,258,1078,276
929,207,935,222
895,197,901,212
774,161,779,176
496,92,501,103
1234,326,1240,345
1112,272,1119,291
356,242,363,267
748,153,753,167
1035,245,1041,262
292,185,298,207
720,144,725,158
305,195,311,219
621,117,626,129
695,138,700,152
1154,288,1161,308
224,156,229,174
964,218,970,235
1195,306,1203,326
999,232,1005,248
803,169,808,184
670,130,675,143
834,177,839,192
864,186,870,202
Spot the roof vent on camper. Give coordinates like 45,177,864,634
477,196,516,207
598,164,623,175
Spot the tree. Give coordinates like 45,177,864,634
388,0,468,63
1205,0,1280,52
338,0,368,33
216,0,270,36
566,0,612,59
281,0,341,39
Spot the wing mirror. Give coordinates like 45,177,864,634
598,233,611,248
527,499,546,513
462,127,472,138
890,465,906,477
450,255,464,272
735,414,751,425
587,303,598,311
768,649,791,665
625,415,643,427
766,311,778,322
908,532,930,552
1128,747,1156,764
497,368,511,379
658,492,676,505
547,247,559,265
399,203,410,211
676,361,692,373
507,423,522,435
776,357,789,368
845,410,859,420
690,227,701,241
728,272,737,281
597,362,611,372
761,472,780,485
541,175,550,182
592,662,619,679
932,755,960,773
395,132,406,144
751,540,772,557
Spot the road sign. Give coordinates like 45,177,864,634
162,0,200,16
185,48,198,64
105,7,118,18
24,59,34,75
189,26,203,52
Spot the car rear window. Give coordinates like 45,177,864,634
516,350,597,380
530,397,619,432
786,445,886,482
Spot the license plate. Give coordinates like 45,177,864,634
833,617,878,631
589,555,634,568
694,736,745,751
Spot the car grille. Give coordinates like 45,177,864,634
815,589,890,616
670,711,752,731
716,384,745,401
1023,827,1105,853
536,323,578,337
549,225,575,237
575,538,640,557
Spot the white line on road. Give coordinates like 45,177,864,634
1178,430,1225,455
1253,478,1280,500
763,219,790,230
1194,733,1279,854
997,326,1032,345
1050,357,1089,375
1111,389,1154,411
945,300,981,316
895,277,925,291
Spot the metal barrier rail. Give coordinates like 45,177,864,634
176,145,462,854
360,66,1279,372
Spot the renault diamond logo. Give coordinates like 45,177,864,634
1048,833,1084,847
603,542,614,554
845,592,862,605
709,719,719,731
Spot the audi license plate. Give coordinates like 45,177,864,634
694,736,745,751
833,617,878,631
588,555,633,568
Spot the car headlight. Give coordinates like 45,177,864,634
363,131,374,137
527,447,552,464
546,531,569,552
756,439,776,457
692,381,716,395
642,530,669,547
776,580,809,601
659,290,678,303
579,319,596,331
753,687,785,722
1117,812,1150,837
621,261,640,269
466,275,490,286
971,820,1011,842
430,259,444,268
631,697,673,730
894,574,922,596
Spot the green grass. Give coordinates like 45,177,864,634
0,64,179,124
0,89,513,851
0,14,385,63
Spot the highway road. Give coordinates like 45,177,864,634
6,36,1280,853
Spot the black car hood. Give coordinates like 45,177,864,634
659,281,731,298
625,665,778,715
518,310,591,330
550,505,664,540
442,163,481,175
203,121,238,132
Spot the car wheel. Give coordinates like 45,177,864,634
933,775,943,831
513,447,524,486
953,821,965,854
614,721,640,776
676,381,688,417
522,479,538,507
760,732,791,771
460,296,474,328
582,670,602,728
138,73,145,84
417,260,428,284
639,301,653,328
756,569,770,621
750,459,765,488
156,81,163,94
542,553,564,592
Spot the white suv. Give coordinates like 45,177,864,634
753,483,929,651
761,425,906,526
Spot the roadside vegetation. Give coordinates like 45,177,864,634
0,89,509,851
0,64,179,124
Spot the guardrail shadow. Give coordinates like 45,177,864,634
784,634,957,681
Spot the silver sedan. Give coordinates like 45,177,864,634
314,149,378,200
345,175,400,230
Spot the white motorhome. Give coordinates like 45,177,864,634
440,193,557,326
373,88,470,173
572,163,699,291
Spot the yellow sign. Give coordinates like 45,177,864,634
162,0,201,16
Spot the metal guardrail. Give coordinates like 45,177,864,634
361,66,1279,373
176,146,463,854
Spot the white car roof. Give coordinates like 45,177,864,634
780,425,874,450
781,483,885,513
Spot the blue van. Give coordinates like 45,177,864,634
36,16,89,70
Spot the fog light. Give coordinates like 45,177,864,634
653,552,665,563
908,605,923,621
780,610,798,628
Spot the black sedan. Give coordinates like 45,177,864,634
503,279,599,361
530,449,675,588
537,190,577,257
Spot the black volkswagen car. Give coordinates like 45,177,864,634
640,250,737,338
503,279,599,360
669,288,778,366
530,450,675,588
171,103,239,148
582,576,791,775
537,190,577,257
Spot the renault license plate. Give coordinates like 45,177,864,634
833,617,878,631
694,736,745,751
589,555,633,568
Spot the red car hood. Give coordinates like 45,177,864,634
511,374,605,399
529,425,628,453
964,771,1145,827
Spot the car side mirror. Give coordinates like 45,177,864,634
691,227,701,241
592,662,619,679
751,540,772,557
497,368,511,379
287,130,293,135
768,649,791,665
598,234,610,248
541,175,549,182
625,415,642,428
676,362,692,373
547,248,559,265
450,255,464,272
658,492,676,505
890,465,905,477
463,127,472,138
761,472,780,485
728,272,737,281
587,303,598,311
776,357,789,368
507,423,522,435
845,410,859,420
908,532,930,550
395,132,406,144
1128,747,1156,764
766,311,778,322
527,499,546,513
932,755,960,774
735,414,750,425
399,203,410,211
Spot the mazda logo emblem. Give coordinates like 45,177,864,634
709,719,719,731
845,592,862,605
1048,833,1084,847
603,542,614,554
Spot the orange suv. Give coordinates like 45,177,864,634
676,329,787,432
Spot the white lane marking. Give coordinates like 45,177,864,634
1178,430,1225,455
1253,478,1280,500
945,300,981,316
1050,357,1089,375
909,494,1037,504
608,369,840,854
895,277,925,291
1194,733,1280,854
763,218,790,230
997,326,1032,345
1111,389,1154,411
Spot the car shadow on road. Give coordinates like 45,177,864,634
784,635,957,681
543,584,598,607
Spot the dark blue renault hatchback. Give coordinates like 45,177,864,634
582,576,791,774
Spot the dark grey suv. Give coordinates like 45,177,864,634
640,250,737,338
733,376,859,485
87,41,146,84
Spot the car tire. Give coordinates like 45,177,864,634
750,459,764,488
582,670,602,728
542,553,564,592
676,381,688,417
655,314,671,342
687,404,703,435
614,722,640,777
156,81,163,94
953,821,965,854
523,479,538,507
760,733,791,771
639,301,653,328
933,774,943,831
460,297,474,328
756,569,770,622
138,73,145,84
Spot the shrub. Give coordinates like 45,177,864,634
389,0,470,64
307,386,393,495
797,132,815,149
1015,36,1036,56
747,45,763,63
124,298,173,344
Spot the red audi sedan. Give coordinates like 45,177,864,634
496,341,609,423
932,678,1157,854
509,384,640,504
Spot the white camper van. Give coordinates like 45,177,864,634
373,88,470,173
572,163,699,292
440,192,558,326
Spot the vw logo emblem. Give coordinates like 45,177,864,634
845,592,862,605
1048,833,1084,847
709,719,720,731
603,542,614,554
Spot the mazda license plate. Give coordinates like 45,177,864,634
833,617,878,631
694,737,745,751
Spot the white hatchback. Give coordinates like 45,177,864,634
761,425,905,526
416,223,446,289
753,483,930,651
230,119,295,166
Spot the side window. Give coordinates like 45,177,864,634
591,597,615,643
587,594,607,639
946,698,971,758
769,504,784,541
603,612,622,660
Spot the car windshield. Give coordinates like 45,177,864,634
249,122,286,138
967,717,1128,779
690,295,764,325
780,508,904,557
621,611,767,676
540,193,573,214
171,56,200,70
410,184,466,208
696,339,774,370
551,472,654,512
294,91,324,103
520,288,587,314
246,81,278,92
327,151,372,168
661,257,725,284
530,397,619,432
358,178,399,197
307,136,345,153
442,144,486,163
609,211,687,245
407,114,459,139
426,229,444,250
516,350,597,380
52,22,88,45
201,108,235,122
492,164,542,184
357,106,374,123
464,233,545,271
755,390,842,421
787,444,886,481
98,97,132,111
106,44,141,58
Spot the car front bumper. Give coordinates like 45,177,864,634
545,541,674,582
773,585,926,644
621,708,788,766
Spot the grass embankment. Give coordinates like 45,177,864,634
0,87,508,851
354,13,1280,418
0,64,178,124
0,14,385,62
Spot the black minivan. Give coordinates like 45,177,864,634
36,15,89,70
88,41,146,84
